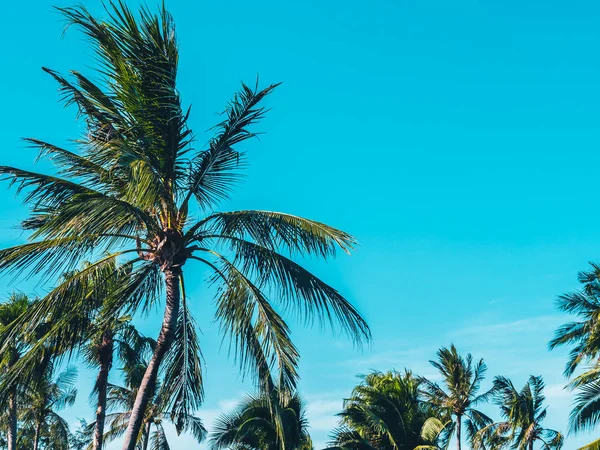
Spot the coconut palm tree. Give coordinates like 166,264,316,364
3,262,155,450
327,370,447,450
419,345,493,450
474,375,563,450
549,263,600,376
0,2,370,449
84,316,155,450
98,355,205,449
19,364,78,450
0,293,33,450
549,264,600,449
210,389,312,450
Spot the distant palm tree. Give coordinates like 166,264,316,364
210,389,312,450
474,375,563,450
0,293,32,450
0,2,370,449
84,316,154,450
98,351,205,449
327,370,446,450
549,263,600,376
3,262,155,450
419,345,493,450
562,365,600,442
19,364,78,450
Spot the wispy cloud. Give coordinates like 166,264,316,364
450,314,562,338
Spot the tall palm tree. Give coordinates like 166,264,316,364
474,375,563,450
19,364,78,450
327,370,446,450
0,2,370,449
549,263,600,376
99,356,205,449
419,345,493,450
210,389,312,450
549,264,600,449
0,293,32,450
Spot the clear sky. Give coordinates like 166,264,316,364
2,0,600,448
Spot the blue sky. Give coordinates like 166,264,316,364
2,0,600,448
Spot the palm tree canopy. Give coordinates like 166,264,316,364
327,370,446,450
549,263,600,376
94,353,205,448
474,375,563,450
0,0,370,426
419,345,493,447
19,364,78,450
210,389,312,450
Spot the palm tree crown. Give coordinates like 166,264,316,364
0,2,370,448
419,345,492,450
327,370,445,450
210,389,312,450
549,263,600,376
19,364,78,450
474,375,563,450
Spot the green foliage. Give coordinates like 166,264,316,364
18,363,78,450
210,389,312,450
0,3,370,433
327,370,447,450
551,263,600,438
93,354,206,449
419,345,493,449
474,375,563,450
550,263,600,377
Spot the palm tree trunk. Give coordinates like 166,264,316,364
121,268,181,450
7,387,17,450
142,423,151,450
93,329,114,450
456,415,462,450
33,419,42,450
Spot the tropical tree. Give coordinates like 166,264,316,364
84,315,155,450
0,293,33,450
327,370,447,450
549,263,600,449
19,364,78,450
549,263,600,376
419,345,493,450
98,355,205,449
0,2,370,449
474,375,563,450
210,389,312,450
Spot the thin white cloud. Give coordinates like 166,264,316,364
450,315,562,337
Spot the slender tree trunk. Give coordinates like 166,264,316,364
33,419,42,450
121,269,181,450
142,423,151,450
7,387,17,450
456,415,462,450
93,329,114,450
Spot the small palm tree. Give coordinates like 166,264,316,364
98,355,205,449
84,316,155,450
210,389,312,450
327,370,446,450
0,3,370,449
0,293,32,450
474,375,563,450
19,364,78,450
419,345,492,450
